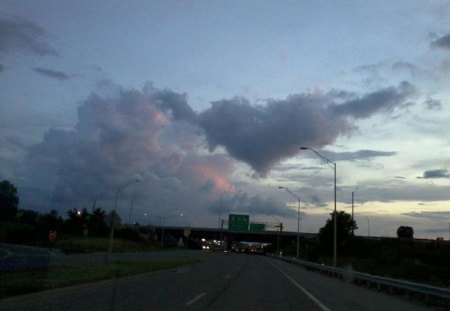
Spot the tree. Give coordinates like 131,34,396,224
37,210,63,234
64,208,89,235
0,180,19,221
87,208,108,237
63,207,109,237
397,226,414,239
318,211,357,256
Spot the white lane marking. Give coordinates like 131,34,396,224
185,292,206,306
271,262,331,311
224,274,231,279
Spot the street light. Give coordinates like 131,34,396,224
218,189,233,247
278,186,301,258
351,187,359,235
218,190,233,229
128,194,139,225
300,147,338,266
108,179,139,255
160,208,179,247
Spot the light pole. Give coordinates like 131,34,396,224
351,187,358,235
128,194,138,225
108,179,139,255
300,147,337,266
366,217,370,237
218,190,233,246
218,190,233,229
218,192,224,229
160,208,179,247
278,186,301,258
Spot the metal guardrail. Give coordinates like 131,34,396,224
270,255,450,300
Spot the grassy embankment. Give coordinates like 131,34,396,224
1,236,198,299
0,258,200,299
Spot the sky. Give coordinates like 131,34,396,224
1,0,450,239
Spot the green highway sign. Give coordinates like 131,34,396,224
249,223,265,233
228,214,249,232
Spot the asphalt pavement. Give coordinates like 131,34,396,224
0,250,438,311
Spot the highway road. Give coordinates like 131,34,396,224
0,251,437,311
0,243,55,271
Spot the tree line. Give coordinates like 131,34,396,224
0,180,114,244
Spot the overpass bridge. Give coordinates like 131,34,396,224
147,225,317,249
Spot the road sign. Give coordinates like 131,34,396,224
249,223,265,233
228,214,249,232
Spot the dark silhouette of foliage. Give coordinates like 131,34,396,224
17,209,39,225
397,226,414,239
64,207,108,237
318,211,357,256
0,180,19,221
87,208,108,237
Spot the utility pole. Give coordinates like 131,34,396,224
276,222,283,256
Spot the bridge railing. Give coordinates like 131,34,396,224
270,254,450,301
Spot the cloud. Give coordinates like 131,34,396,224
392,62,422,77
0,64,4,72
423,98,443,111
143,84,198,124
210,192,296,218
33,67,71,81
0,16,58,57
331,81,416,119
418,169,450,179
13,80,422,223
431,33,450,50
199,82,414,176
16,85,232,221
320,150,397,162
199,95,353,176
356,182,450,203
310,194,328,208
403,211,450,220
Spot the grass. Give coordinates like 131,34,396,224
0,258,200,299
53,237,160,253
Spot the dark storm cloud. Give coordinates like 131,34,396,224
0,64,4,72
0,16,58,57
431,33,450,50
199,82,415,176
331,81,416,119
144,84,198,123
199,95,353,176
18,86,232,216
33,67,71,81
418,169,450,179
17,81,419,218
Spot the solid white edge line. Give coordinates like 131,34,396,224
185,292,206,306
271,262,331,311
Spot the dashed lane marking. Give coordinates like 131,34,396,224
185,293,206,306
